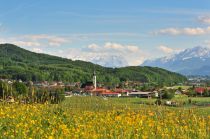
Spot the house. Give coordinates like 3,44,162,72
81,82,94,91
195,87,205,94
50,82,57,87
34,81,49,87
65,82,78,87
81,85,121,97
65,91,73,96
194,87,210,96
90,88,111,96
128,91,153,98
153,91,159,97
101,92,121,97
114,88,129,96
175,90,182,95
57,81,65,87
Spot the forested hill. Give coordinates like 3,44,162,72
0,44,186,85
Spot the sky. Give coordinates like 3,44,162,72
1,0,210,66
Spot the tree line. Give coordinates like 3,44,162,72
0,81,65,104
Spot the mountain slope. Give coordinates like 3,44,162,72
142,46,210,75
0,44,186,85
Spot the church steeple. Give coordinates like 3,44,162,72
93,70,96,90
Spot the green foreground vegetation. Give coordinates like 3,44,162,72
0,96,210,138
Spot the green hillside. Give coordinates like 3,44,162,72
0,44,186,85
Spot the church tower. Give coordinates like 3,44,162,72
93,70,97,90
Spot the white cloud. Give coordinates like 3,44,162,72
0,34,69,47
155,26,210,36
51,42,147,66
104,42,124,50
158,45,181,54
104,42,140,53
158,45,175,54
156,28,180,35
21,34,70,47
32,48,43,53
13,41,41,47
86,43,99,51
198,16,210,24
127,45,139,52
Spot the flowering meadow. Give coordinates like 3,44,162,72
0,97,210,139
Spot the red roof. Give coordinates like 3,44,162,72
92,88,108,92
194,87,209,94
114,89,128,93
101,92,120,95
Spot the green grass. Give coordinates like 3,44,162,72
59,96,210,116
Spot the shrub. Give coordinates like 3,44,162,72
162,92,174,99
162,89,175,99
155,99,162,105
203,90,210,97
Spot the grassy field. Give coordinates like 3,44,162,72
0,96,210,138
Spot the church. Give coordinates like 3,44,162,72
81,71,121,97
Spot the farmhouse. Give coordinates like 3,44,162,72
101,92,121,97
128,91,153,98
114,88,130,96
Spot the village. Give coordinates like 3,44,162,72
1,71,210,103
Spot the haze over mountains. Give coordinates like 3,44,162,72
71,51,128,68
142,46,210,76
90,55,128,68
81,45,210,76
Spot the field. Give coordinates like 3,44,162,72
0,97,210,139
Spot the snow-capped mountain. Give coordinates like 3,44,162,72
70,53,128,68
90,55,128,68
142,46,210,75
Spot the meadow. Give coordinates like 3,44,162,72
0,96,210,139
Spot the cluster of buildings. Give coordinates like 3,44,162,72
78,71,157,98
80,82,156,98
2,71,210,98
34,81,79,88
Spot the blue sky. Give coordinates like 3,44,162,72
1,0,210,66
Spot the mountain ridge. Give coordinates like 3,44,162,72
0,43,186,85
142,46,210,75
